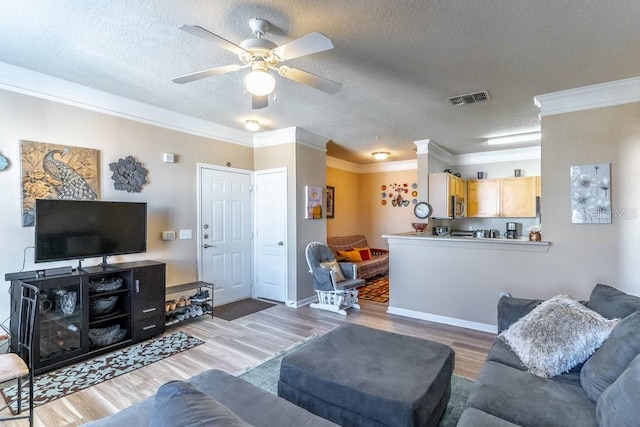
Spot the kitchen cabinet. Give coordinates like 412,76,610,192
467,179,500,217
428,173,465,219
467,176,539,218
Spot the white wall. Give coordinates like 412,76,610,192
0,90,253,326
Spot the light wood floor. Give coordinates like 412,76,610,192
2,300,495,427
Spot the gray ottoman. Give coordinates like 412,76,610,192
278,323,454,427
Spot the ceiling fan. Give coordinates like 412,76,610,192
172,18,342,109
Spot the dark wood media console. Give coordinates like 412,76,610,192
7,260,166,374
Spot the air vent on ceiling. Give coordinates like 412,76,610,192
447,90,491,106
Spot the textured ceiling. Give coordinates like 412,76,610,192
1,1,639,163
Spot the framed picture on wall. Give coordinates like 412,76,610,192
326,186,335,219
305,185,323,219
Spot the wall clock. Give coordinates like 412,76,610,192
414,201,432,219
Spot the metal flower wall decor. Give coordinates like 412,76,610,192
570,163,611,224
380,182,418,207
109,155,148,193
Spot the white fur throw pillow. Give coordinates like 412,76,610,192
499,295,619,378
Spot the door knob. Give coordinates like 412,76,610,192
203,244,213,248
277,241,284,246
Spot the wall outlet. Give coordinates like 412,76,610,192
179,229,192,239
161,231,176,240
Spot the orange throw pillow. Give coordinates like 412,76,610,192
337,250,363,263
353,247,372,261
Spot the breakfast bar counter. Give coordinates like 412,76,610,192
384,232,550,250
381,233,551,332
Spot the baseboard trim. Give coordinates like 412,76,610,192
386,306,497,333
286,295,317,308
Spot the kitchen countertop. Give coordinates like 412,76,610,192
383,232,550,248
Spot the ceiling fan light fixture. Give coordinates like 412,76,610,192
487,132,541,145
245,119,261,131
244,69,276,96
372,151,390,161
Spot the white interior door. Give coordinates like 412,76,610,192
254,168,287,302
199,166,252,306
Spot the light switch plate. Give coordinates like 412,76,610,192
161,231,176,240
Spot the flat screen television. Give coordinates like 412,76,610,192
35,199,147,265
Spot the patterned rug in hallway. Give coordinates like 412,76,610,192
1,331,203,414
357,274,389,303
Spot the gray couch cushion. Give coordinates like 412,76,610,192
82,369,337,427
466,361,597,427
497,296,544,333
596,353,640,427
581,310,640,401
499,295,619,378
458,407,522,427
486,339,583,387
150,381,252,427
588,283,640,319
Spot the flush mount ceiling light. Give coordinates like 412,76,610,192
245,119,261,131
486,132,541,146
243,61,276,96
372,151,390,161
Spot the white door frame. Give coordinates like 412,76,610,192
196,163,253,286
253,167,288,302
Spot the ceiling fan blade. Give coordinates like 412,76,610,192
272,32,334,61
178,24,247,56
278,66,342,94
252,95,268,110
172,64,244,84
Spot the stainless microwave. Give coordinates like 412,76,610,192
451,195,465,218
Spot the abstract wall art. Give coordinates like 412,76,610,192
570,163,611,224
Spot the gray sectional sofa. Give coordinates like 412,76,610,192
83,369,337,426
459,284,640,427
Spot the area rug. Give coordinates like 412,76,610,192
1,331,203,414
239,335,473,426
357,274,389,303
213,298,276,321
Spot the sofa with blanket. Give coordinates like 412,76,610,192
459,283,640,427
82,368,337,426
326,235,388,279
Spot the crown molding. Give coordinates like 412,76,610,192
326,156,361,173
413,139,432,154
455,146,541,165
327,156,417,173
534,76,640,117
253,127,328,151
413,139,456,165
359,159,417,173
0,62,253,146
328,145,540,173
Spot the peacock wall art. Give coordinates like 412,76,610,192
20,140,100,227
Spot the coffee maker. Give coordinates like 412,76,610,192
505,222,518,239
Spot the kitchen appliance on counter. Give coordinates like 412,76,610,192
472,229,498,238
432,226,450,236
505,222,518,239
450,230,474,237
